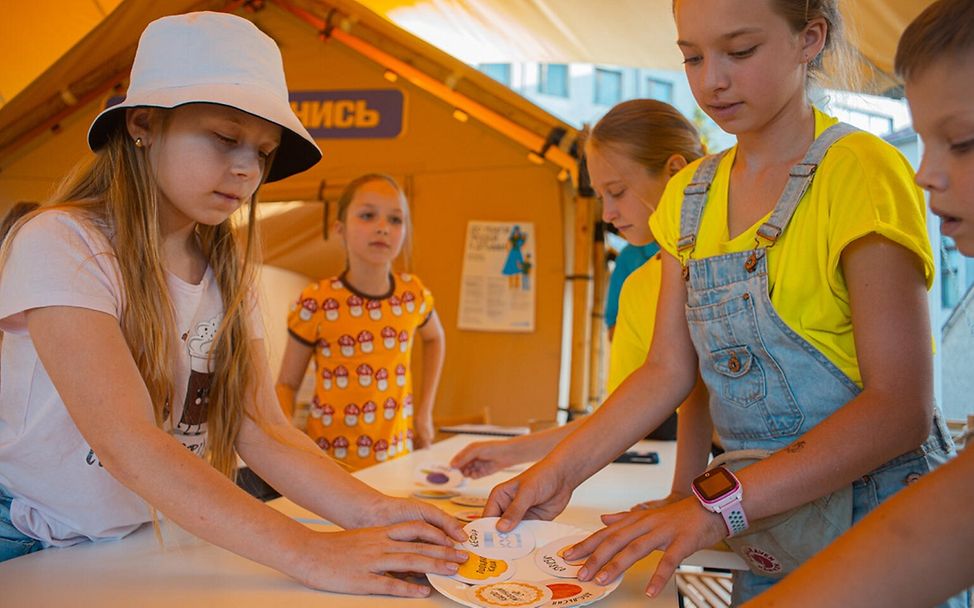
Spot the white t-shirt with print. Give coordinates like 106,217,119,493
0,210,259,547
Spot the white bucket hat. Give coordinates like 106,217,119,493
87,11,321,182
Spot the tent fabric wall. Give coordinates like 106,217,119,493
257,264,315,384
0,0,226,193
0,0,123,106
0,0,577,427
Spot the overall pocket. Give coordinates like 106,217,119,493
710,345,766,407
687,293,803,439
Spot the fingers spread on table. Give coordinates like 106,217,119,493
646,541,692,597
562,527,608,564
414,505,467,542
385,540,468,563
600,510,631,524
386,520,454,546
577,517,668,584
375,551,461,578
366,573,433,598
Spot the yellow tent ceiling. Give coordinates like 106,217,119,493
355,0,935,92
1,0,935,110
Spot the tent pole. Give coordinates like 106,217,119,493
588,216,608,410
567,192,596,419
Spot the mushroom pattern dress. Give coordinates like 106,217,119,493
287,272,434,470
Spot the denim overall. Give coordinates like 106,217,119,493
677,123,960,605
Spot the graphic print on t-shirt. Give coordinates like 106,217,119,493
178,316,219,444
83,316,221,465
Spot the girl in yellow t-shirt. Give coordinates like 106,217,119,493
276,174,445,470
452,99,713,507
485,1,957,605
745,4,974,606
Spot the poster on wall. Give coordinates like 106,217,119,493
458,221,536,332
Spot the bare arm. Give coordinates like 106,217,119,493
733,234,934,522
29,306,465,596
486,253,700,529
567,235,939,597
28,307,308,573
451,420,583,478
454,378,711,491
240,337,466,539
630,376,713,511
668,378,713,497
531,253,699,488
743,447,974,608
275,334,313,418
265,314,457,532
413,310,445,449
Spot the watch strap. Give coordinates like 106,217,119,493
719,499,748,537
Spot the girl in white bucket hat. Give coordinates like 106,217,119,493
0,11,467,596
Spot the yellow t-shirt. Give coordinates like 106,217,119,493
287,273,434,470
649,109,933,387
607,254,662,393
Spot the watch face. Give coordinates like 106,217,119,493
693,467,738,501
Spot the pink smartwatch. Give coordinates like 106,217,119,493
691,466,748,537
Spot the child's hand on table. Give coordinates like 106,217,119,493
451,439,529,479
292,524,469,596
566,496,726,598
370,496,468,543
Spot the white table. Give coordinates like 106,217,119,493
0,434,743,606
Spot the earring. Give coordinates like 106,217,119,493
134,137,144,148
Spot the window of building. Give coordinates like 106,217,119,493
833,106,894,135
943,237,963,309
538,63,569,97
868,113,894,134
594,68,623,106
479,63,512,86
646,77,674,103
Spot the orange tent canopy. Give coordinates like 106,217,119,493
1,0,936,109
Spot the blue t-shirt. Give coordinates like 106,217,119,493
605,242,660,328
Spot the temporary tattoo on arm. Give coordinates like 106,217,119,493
784,440,806,454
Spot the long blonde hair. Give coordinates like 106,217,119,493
0,121,260,479
0,202,41,245
767,0,860,91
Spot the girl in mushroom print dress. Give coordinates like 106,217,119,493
277,174,444,471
